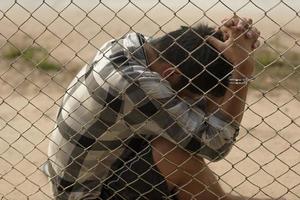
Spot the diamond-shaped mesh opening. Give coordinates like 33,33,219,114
0,1,299,200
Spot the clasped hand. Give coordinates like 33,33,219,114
207,15,261,77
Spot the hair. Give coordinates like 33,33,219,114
150,24,232,97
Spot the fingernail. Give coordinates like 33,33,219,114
247,32,253,38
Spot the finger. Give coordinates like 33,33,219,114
221,18,229,24
237,18,254,31
247,18,253,25
223,32,230,41
206,36,226,52
237,18,250,31
222,16,239,28
219,22,241,39
232,15,240,26
252,26,261,37
252,40,261,50
217,26,229,41
246,26,260,39
222,18,234,27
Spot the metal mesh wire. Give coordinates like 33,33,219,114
0,0,300,199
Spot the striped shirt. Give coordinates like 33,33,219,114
48,32,239,199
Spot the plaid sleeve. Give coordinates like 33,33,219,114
123,69,239,161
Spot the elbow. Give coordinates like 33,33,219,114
201,127,239,162
203,142,234,162
213,143,234,162
193,124,240,162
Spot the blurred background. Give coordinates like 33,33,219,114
0,0,299,199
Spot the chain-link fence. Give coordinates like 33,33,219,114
1,0,300,199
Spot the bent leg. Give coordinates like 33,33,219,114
100,138,175,199
151,137,276,200
151,137,226,200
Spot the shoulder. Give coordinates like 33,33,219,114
95,33,158,79
93,33,147,67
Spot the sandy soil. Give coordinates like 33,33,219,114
0,60,299,200
1,2,300,200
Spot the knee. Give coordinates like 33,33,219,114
151,137,205,167
151,137,205,186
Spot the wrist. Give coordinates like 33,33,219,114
231,70,253,79
232,58,254,78
228,76,254,85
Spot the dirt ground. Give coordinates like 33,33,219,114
0,53,300,200
1,2,300,199
1,60,299,200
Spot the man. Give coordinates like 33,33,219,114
47,16,262,199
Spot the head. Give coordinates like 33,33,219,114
149,24,232,97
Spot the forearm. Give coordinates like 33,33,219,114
221,78,249,124
220,61,253,125
205,16,260,126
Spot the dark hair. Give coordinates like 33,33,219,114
150,24,232,97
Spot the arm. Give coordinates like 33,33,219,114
124,70,238,161
123,18,260,161
220,63,252,124
207,16,260,125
